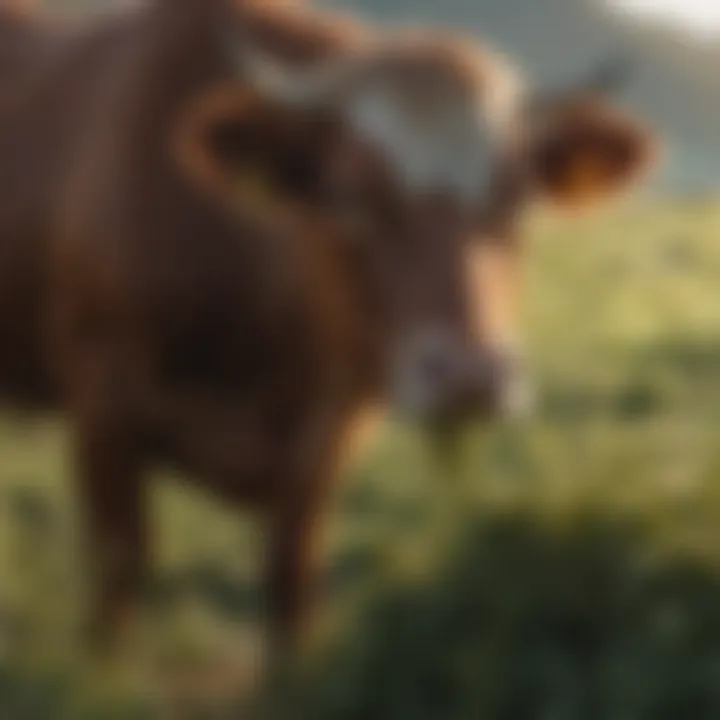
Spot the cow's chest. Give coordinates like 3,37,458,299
143,314,358,505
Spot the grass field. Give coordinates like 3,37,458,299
2,200,720,718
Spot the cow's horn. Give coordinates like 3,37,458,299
523,52,634,120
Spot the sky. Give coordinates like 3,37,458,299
608,0,720,36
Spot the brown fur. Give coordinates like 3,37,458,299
0,0,377,663
0,0,656,671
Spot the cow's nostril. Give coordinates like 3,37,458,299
416,347,494,418
418,348,455,387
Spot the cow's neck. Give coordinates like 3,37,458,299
284,210,385,401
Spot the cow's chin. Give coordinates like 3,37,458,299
389,373,536,434
389,392,493,436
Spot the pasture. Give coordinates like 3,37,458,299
1,200,720,718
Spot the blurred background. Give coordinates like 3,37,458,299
2,1,720,718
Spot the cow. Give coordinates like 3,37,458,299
0,0,656,676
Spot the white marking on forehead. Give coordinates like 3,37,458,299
344,55,525,204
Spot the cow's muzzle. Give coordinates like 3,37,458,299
391,328,534,425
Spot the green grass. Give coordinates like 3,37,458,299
2,200,720,718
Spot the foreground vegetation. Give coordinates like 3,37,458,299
2,200,720,718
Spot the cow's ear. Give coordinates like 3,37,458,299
171,83,336,208
528,103,658,210
170,83,279,200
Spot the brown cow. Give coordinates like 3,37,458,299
0,0,656,673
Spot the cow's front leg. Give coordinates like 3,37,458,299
261,409,351,678
265,490,326,664
74,422,147,657
251,480,330,718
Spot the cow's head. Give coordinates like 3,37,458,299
176,29,656,427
